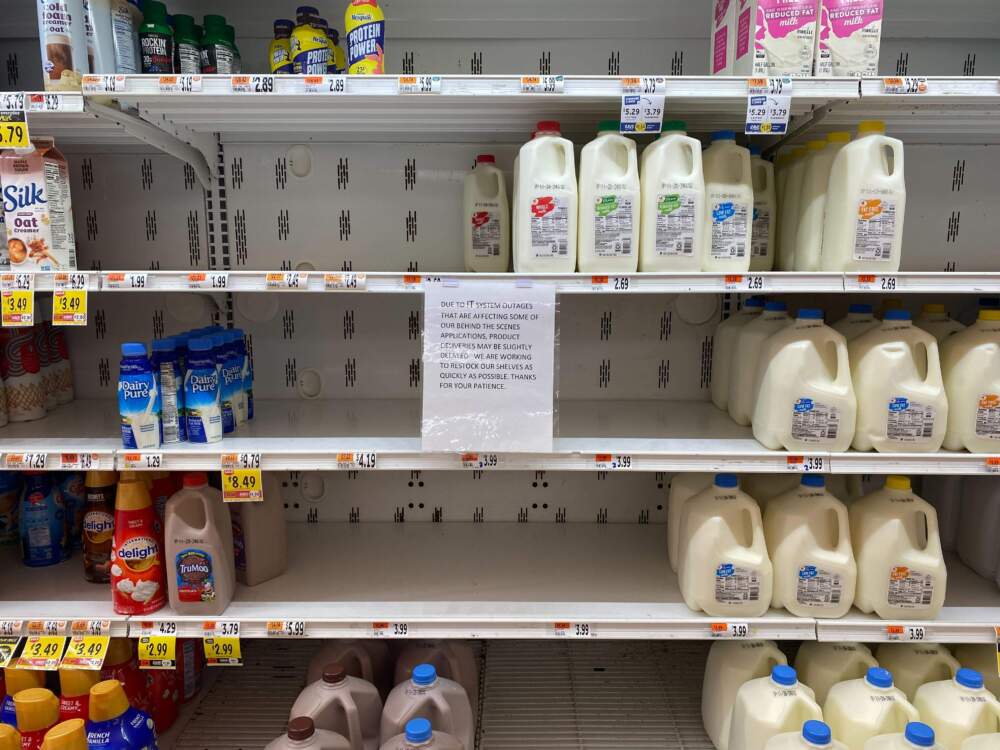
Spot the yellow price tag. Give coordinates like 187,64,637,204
137,635,176,669
221,453,263,503
16,636,66,670
1,273,33,327
53,273,88,326
60,636,109,670
203,636,242,666
0,110,28,149
0,637,21,668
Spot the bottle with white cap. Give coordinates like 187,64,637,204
703,131,754,272
794,642,878,706
711,296,765,412
824,667,919,750
380,665,473,750
289,662,382,750
940,309,1000,452
764,721,847,750
728,665,823,750
915,304,965,344
728,301,793,426
832,304,880,342
463,154,509,273
913,669,1000,750
749,146,775,271
874,643,959,703
378,718,464,750
864,723,943,750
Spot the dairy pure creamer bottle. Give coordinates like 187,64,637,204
833,304,880,342
874,644,959,703
752,308,856,452
728,666,823,750
118,343,161,450
703,640,788,750
765,722,847,750
848,310,948,453
825,668,919,750
953,644,1000,698
667,472,713,572
777,142,819,270
677,473,772,618
729,301,793,426
850,476,946,621
941,310,1000,452
864,723,942,750
639,121,706,271
749,146,776,271
394,642,480,720
307,641,391,696
267,717,349,750
820,122,905,272
960,736,1000,750
764,475,856,619
379,719,464,750
514,121,577,272
711,297,765,412
913,669,1000,750
230,472,287,587
578,121,640,273
463,155,509,273
795,133,851,271
795,643,879,706
915,304,965,344
703,131,754,272
290,663,382,750
380,665,473,750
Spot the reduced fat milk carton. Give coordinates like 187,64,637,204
711,0,734,75
815,0,884,77
732,0,819,77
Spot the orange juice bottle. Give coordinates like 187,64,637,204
109,476,166,615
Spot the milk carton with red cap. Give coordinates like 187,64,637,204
463,154,509,273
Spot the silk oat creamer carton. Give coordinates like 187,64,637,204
815,0,884,77
732,0,819,77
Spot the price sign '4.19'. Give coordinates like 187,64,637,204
745,77,792,135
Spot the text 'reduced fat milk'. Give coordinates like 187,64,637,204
711,0,734,75
815,0,884,77
732,0,819,77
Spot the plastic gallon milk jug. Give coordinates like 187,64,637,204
821,122,905,272
777,143,818,271
729,666,823,750
864,723,942,750
678,474,772,618
875,644,959,703
849,311,948,453
230,472,287,587
764,476,856,619
833,305,880,342
85,680,156,750
741,475,801,511
825,668,919,750
268,717,349,750
752,309,856,452
639,121,706,271
703,640,788,750
729,301,793,426
765,722,847,750
668,472,713,572
749,147,776,271
916,305,965,344
380,665,473,750
290,663,381,750
711,297,765,412
394,642,479,720
941,310,1000,452
14,688,58,750
514,121,577,273
379,719,464,750
577,121,640,273
307,642,391,696
703,131,754,272
961,735,1000,750
957,476,1000,579
774,146,805,269
164,472,235,616
850,476,946,621
914,669,1000,750
953,644,1000,698
795,133,851,271
795,643,879,706
463,154,509,273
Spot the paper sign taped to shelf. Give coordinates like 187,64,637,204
422,282,556,452
266,271,308,290
305,75,346,94
221,453,263,503
886,624,925,641
267,620,306,637
325,272,366,291
0,638,19,669
882,77,927,95
53,272,88,325
61,635,109,670
398,75,441,94
17,636,66,670
120,452,163,470
620,93,665,134
104,272,149,289
188,272,229,290
786,455,826,473
520,75,564,94
371,622,409,638
1,273,34,326
711,622,751,639
461,452,500,469
5,453,47,470
746,77,791,135
725,274,765,292
554,622,596,638
231,75,274,94
158,75,202,93
82,74,125,94
621,76,665,95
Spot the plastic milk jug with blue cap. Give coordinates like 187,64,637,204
864,723,943,750
711,296,764,412
832,304,880,342
728,666,823,750
763,721,847,750
824,668,918,750
378,718,464,750
913,669,1000,750
728,301,793,426
703,131,753,272
380,665,473,750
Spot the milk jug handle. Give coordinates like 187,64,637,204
831,332,852,386
684,141,700,181
343,698,364,747
886,139,904,177
923,340,943,385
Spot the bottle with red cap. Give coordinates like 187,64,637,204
463,154,509,273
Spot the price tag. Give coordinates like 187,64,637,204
158,74,202,93
138,635,176,669
52,272,88,325
0,638,19,668
620,93,665,134
1,273,34,327
553,622,595,638
17,636,66,670
60,453,96,471
203,621,241,666
882,77,927,95
0,620,22,637
304,75,346,94
852,274,897,291
265,271,308,290
594,453,633,470
986,457,1000,474
61,634,110,669
460,452,500,469
711,622,752,639
621,76,665,95
590,275,631,292
187,272,229,290
71,619,110,637
745,77,792,135
104,272,149,290
520,75,564,94
26,93,82,113
221,453,263,503
402,274,422,290
724,274,765,292
5,453,47,470
231,75,274,94
371,622,409,638
82,74,125,94
0,107,28,149
0,92,25,111
267,620,306,638
398,75,441,94
336,452,377,470
120,452,163,470
886,624,925,641
324,272,367,291
786,455,827,473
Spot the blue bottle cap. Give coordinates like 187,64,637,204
714,473,738,489
802,720,831,746
189,337,213,353
764,301,788,312
405,718,433,743
904,722,935,748
749,145,763,156
956,668,983,689
798,308,824,320
866,667,893,689
849,303,873,314
412,664,437,686
884,309,911,321
152,338,175,353
801,475,825,488
712,130,737,141
771,665,797,686
978,297,1000,309
121,342,147,357
211,333,227,349
745,297,766,308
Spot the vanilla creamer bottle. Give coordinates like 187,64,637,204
821,121,906,272
728,665,823,750
915,304,965,344
729,301,793,426
764,475,856,619
832,304,880,342
874,644,960,702
848,310,948,453
940,309,1000,452
514,121,577,272
913,669,1000,750
677,473,772,618
703,131,754,272
290,663,382,750
667,472,713,572
639,121,705,271
850,476,946,621
577,121,639,273
825,667,919,750
864,723,942,750
712,297,765,412
794,642,878,706
749,146,776,271
795,133,850,271
765,722,846,750
380,665,473,750
777,143,817,270
752,308,856,452
463,155,509,273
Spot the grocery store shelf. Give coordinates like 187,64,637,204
0,401,118,471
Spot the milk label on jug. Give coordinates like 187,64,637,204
975,393,1000,439
791,398,842,443
657,192,698,256
887,565,935,609
712,199,749,260
854,195,898,262
716,562,762,605
471,209,501,258
592,192,634,257
531,196,570,258
796,564,843,608
886,397,936,443
175,549,216,603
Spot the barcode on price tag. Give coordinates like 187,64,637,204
266,272,308,289
553,622,595,638
883,77,927,95
520,75,564,93
591,275,631,292
746,77,792,135
231,75,274,94
711,622,751,639
120,452,163,470
267,621,306,637
594,453,633,470
725,274,765,291
460,452,500,469
886,625,925,641
398,75,441,94
82,74,125,94
188,272,229,290
5,453,47,470
324,273,367,291
158,75,202,93
371,622,409,637
786,455,826,473
337,452,377,470
621,76,665,94
61,453,96,471
104,272,148,289
304,75,346,94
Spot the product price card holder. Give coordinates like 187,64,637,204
882,77,927,95
371,622,409,638
304,75,346,94
1,273,34,327
137,621,177,670
120,452,163,470
17,620,67,670
231,75,275,94
187,272,228,290
103,272,149,290
324,272,366,291
398,75,441,94
5,453,47,470
336,452,377,470
725,274,766,292
786,455,826,473
0,620,23,669
60,453,97,471
553,622,596,638
202,621,241,666
460,452,500,469
745,77,792,135
265,271,308,290
0,92,28,149
267,620,306,638
221,453,263,503
27,93,83,114
987,457,1000,474
158,75,202,93
620,92,665,134
886,624,925,641
520,75,564,94
61,620,111,670
53,272,88,326
711,622,751,639
82,75,126,94
594,453,633,470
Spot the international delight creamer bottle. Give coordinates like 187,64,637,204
345,0,384,74
109,474,165,616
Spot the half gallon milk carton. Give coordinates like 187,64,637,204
815,0,884,77
794,642,878,705
913,669,1000,750
711,0,734,75
764,722,847,750
875,643,959,702
703,131,754,272
728,666,822,750
940,310,1000,453
824,667,919,750
463,155,509,273
732,0,819,77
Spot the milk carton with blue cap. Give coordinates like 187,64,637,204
729,665,822,750
913,669,1000,750
863,722,943,750
824,667,918,750
703,131,754,272
381,664,473,750
763,721,847,750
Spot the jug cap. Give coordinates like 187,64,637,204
597,120,620,133
0,725,19,750
921,303,946,314
412,664,437,686
802,720,831,747
405,718,433,743
475,154,496,164
87,680,129,722
274,19,294,33
807,140,826,151
661,120,686,133
182,471,209,488
904,723,935,748
287,717,316,741
764,301,787,312
858,120,886,134
979,297,1000,309
771,665,797,686
536,120,561,134
748,145,762,156
151,338,176,353
797,308,823,320
189,336,213,353
40,719,86,750
801,475,824,488
744,297,765,309
710,130,736,142
849,303,873,314
865,667,893,689
956,668,983,689
714,473,738,489
58,668,100,698
4,667,45,694
121,342,147,357
979,310,1000,322
884,309,911,321
13,688,58,732
322,663,347,684
885,475,912,491
826,131,851,143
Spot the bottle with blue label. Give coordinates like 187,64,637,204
211,333,235,435
238,330,253,421
290,5,329,75
218,332,243,434
85,679,158,750
58,472,86,554
118,343,161,450
184,337,222,444
19,472,67,567
0,472,22,545
151,338,185,444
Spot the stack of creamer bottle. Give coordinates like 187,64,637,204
268,640,479,749
703,639,1000,750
